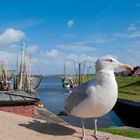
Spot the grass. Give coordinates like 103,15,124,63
73,74,96,85
79,75,140,102
81,74,96,83
99,127,140,139
116,76,140,102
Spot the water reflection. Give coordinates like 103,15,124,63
37,77,124,129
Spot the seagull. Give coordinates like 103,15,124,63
65,56,132,140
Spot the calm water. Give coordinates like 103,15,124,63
37,76,124,129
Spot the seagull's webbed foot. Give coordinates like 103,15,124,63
94,135,109,140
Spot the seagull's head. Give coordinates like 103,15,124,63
96,56,133,72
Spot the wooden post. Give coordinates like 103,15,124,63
78,63,81,85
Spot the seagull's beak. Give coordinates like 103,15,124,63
118,64,133,71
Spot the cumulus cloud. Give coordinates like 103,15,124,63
0,28,25,44
26,45,39,53
67,20,74,27
45,49,61,58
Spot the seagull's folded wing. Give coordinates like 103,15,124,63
65,79,96,114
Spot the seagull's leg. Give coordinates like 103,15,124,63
93,118,98,137
81,118,85,138
81,118,95,140
93,118,109,140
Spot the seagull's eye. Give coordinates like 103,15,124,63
105,59,113,62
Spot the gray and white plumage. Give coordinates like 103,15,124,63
65,56,132,119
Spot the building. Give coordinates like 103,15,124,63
115,66,140,77
131,66,140,77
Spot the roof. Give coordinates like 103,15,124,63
132,67,140,77
0,90,39,106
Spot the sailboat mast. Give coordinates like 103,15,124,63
29,54,32,91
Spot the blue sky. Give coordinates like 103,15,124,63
0,0,140,75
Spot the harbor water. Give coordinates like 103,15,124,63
37,76,124,129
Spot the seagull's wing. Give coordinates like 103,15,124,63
65,78,96,114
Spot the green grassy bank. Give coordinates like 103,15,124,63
116,76,140,102
99,127,140,139
80,75,140,102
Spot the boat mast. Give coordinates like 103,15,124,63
5,57,8,81
17,48,24,90
78,63,81,85
64,62,66,80
23,60,28,91
28,53,32,91
17,52,19,77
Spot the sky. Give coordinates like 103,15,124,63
0,0,140,75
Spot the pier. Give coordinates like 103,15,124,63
0,111,138,140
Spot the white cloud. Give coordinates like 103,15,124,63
66,54,97,62
113,32,126,38
113,21,140,39
122,42,140,66
0,51,17,69
57,44,95,52
113,31,140,39
41,47,97,74
126,24,136,31
0,28,25,44
26,45,39,53
45,49,61,58
90,33,111,43
128,31,140,38
77,33,112,45
67,20,74,28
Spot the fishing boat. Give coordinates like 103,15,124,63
0,48,42,94
16,48,42,94
62,78,72,88
62,62,74,88
0,47,42,117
